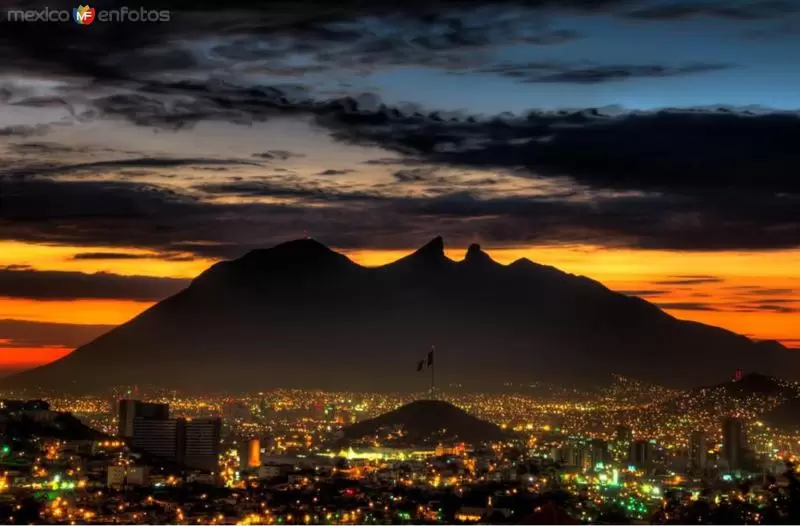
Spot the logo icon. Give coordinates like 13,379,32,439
73,5,95,25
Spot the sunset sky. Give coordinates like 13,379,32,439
0,0,797,374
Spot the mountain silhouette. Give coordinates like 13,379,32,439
338,399,507,446
4,238,796,391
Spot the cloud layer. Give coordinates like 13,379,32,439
0,267,189,301
0,0,797,258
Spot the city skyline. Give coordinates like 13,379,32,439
2,2,800,524
3,373,800,525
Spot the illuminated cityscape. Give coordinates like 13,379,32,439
1,0,798,524
2,372,800,524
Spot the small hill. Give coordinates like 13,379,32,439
1,412,106,441
698,373,796,397
339,399,507,446
660,373,800,421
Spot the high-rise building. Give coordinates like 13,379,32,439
551,444,591,471
183,418,222,472
629,439,652,468
131,418,182,462
689,431,708,472
241,438,261,468
611,425,633,462
118,399,169,438
589,439,609,468
125,402,221,472
723,417,745,471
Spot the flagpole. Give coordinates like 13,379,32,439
430,345,435,397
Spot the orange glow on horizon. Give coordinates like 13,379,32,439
0,346,72,371
0,297,154,325
0,241,213,278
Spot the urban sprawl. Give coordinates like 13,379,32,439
2,372,800,524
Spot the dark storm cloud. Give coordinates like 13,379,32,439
2,264,31,271
732,296,798,308
9,142,84,155
73,251,198,261
316,24,584,72
317,169,354,176
371,107,795,177
0,268,189,301
623,1,800,20
474,62,731,84
655,302,719,311
194,180,384,202
71,252,152,260
314,103,800,247
0,175,421,257
750,304,797,313
400,191,800,250
745,298,797,304
0,0,594,88
0,319,113,349
731,304,797,314
451,177,501,187
0,157,261,179
392,168,439,183
1,167,798,255
733,287,797,296
653,276,725,285
0,0,760,111
519,29,583,45
0,177,254,256
252,150,305,161
617,289,671,297
83,83,322,130
4,104,800,255
0,178,197,220
0,125,51,138
322,107,800,197
0,0,797,254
